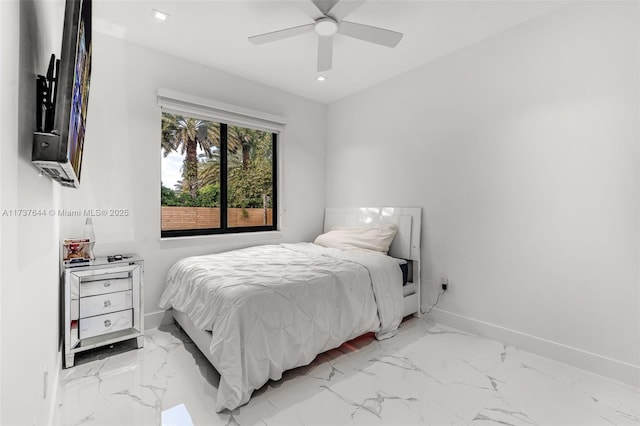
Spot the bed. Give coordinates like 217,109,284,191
159,206,422,412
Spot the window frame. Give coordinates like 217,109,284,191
158,89,284,238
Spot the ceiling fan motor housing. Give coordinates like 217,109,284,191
315,17,338,36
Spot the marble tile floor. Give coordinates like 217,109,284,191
55,317,640,426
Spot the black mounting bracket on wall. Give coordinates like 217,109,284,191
36,54,59,133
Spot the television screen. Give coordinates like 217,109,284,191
67,0,92,182
31,0,92,188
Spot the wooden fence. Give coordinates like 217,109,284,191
161,206,273,230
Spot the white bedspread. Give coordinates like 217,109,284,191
158,242,403,412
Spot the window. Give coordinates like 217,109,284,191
157,89,285,238
160,113,278,237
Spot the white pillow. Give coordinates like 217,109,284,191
314,223,398,254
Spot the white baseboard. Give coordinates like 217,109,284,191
428,308,640,388
45,345,62,426
144,309,174,330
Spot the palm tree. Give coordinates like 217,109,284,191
227,129,274,212
162,113,219,198
198,126,267,190
197,153,218,187
228,125,262,169
198,150,247,186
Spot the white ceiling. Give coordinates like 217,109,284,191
93,0,564,104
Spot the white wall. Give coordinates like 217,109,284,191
59,33,327,326
326,2,639,386
0,0,65,424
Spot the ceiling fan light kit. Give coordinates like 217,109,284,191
248,0,403,72
315,18,338,36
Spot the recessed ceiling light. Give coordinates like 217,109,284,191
152,9,169,21
316,76,327,82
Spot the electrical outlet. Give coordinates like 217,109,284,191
441,275,448,291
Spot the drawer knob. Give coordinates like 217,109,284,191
104,320,112,327
104,281,111,287
104,300,111,308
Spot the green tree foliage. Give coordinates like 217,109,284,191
197,184,220,207
162,113,219,198
161,114,273,210
161,184,180,206
161,183,220,207
227,128,273,208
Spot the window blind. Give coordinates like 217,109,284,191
157,88,287,134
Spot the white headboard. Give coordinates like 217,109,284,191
323,207,422,261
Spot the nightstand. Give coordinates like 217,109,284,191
62,255,144,368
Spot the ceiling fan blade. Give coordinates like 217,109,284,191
317,36,333,72
248,23,314,45
338,20,402,47
328,0,366,21
299,0,326,20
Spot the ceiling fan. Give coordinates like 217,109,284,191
248,0,403,72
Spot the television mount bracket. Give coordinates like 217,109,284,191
36,54,59,133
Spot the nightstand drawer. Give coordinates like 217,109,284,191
80,290,132,318
80,277,132,297
79,309,133,339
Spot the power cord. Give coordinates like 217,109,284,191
423,290,445,314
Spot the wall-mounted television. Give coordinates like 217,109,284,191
32,0,92,188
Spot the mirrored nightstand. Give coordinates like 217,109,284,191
62,255,144,368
